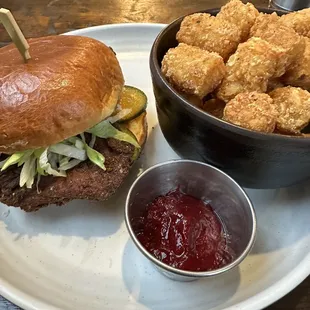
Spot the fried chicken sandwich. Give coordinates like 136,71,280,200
0,35,147,212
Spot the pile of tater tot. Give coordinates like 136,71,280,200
161,0,310,135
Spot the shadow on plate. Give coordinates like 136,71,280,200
246,180,310,254
139,123,179,168
121,239,241,310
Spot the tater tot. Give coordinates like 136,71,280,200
161,43,226,99
217,0,259,41
282,37,310,91
250,12,305,77
216,37,285,102
269,86,310,134
280,9,310,38
250,12,280,33
223,92,277,133
176,13,242,60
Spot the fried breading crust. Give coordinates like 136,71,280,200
250,12,280,33
223,92,276,133
269,86,310,134
162,43,226,98
282,37,310,91
176,13,242,60
216,37,285,102
217,0,259,41
250,12,305,77
280,9,310,38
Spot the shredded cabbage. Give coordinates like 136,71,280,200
49,143,87,160
0,120,139,189
39,149,67,177
85,145,106,170
106,108,132,124
59,159,82,171
0,160,6,169
20,155,37,188
87,120,140,148
1,152,27,171
89,135,96,148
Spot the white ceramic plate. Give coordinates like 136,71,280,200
0,24,309,310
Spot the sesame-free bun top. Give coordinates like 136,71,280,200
0,35,124,154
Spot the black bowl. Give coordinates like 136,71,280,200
150,7,310,189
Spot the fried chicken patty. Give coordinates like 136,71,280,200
0,138,136,212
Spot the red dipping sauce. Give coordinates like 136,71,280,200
134,188,234,272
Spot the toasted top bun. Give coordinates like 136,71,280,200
0,35,124,154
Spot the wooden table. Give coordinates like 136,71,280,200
0,0,309,309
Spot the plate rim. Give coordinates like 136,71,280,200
0,22,309,310
62,22,166,36
2,255,309,310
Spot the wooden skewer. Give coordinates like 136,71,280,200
0,8,31,62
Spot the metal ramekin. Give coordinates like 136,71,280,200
271,0,310,11
125,160,257,282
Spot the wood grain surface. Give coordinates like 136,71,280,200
0,0,309,309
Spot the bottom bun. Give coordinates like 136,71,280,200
0,113,148,212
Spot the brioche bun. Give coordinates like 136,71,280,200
0,35,124,154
